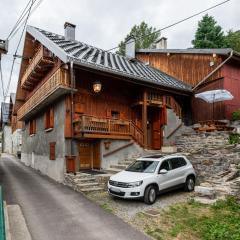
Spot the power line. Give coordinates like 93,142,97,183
107,0,231,53
7,0,34,40
8,0,43,40
4,0,34,102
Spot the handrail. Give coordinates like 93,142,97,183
0,186,6,240
74,115,144,146
166,122,183,139
103,141,134,157
17,68,70,120
164,96,182,119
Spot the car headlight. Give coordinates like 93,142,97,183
127,180,143,188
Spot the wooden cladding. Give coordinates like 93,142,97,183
17,68,71,121
45,107,54,129
29,119,36,135
49,142,56,160
21,45,54,89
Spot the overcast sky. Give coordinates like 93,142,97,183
0,0,239,103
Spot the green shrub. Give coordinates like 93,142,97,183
228,133,240,144
232,109,240,121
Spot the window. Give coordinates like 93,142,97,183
169,157,187,170
159,160,171,172
126,160,159,173
111,111,120,120
45,107,54,130
49,142,56,160
29,119,36,135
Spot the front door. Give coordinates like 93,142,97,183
79,140,101,170
152,109,162,149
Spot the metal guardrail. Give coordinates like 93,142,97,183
0,186,6,240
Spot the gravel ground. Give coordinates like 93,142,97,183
86,189,192,222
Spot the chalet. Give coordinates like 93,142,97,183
1,102,11,153
136,47,240,122
15,23,192,182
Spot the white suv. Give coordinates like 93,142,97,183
108,154,196,204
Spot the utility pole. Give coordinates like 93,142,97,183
0,39,8,54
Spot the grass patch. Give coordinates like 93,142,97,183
132,197,240,240
100,203,114,213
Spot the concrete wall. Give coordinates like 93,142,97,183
21,98,66,182
11,129,22,156
100,139,143,169
2,125,12,153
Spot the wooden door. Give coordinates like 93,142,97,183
79,141,92,169
152,109,162,149
93,141,101,169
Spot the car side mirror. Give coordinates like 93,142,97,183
159,169,168,174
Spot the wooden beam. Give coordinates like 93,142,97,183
142,89,148,148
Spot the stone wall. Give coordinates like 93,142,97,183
21,98,66,182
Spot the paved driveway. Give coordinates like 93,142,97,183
0,154,149,240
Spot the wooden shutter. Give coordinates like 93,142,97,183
49,107,54,128
33,119,36,134
44,111,48,129
49,142,56,160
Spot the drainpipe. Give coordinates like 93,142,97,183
70,60,75,156
193,50,233,91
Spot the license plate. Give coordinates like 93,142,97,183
110,187,121,193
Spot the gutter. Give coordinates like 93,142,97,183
193,50,233,91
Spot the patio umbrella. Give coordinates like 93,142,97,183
195,89,233,120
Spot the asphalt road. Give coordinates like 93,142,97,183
0,154,149,240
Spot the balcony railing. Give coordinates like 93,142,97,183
74,115,144,146
17,68,71,121
21,46,54,89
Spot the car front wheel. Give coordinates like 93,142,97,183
144,185,157,204
184,177,195,192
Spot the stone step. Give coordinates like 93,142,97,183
193,197,218,205
106,168,122,174
74,177,96,183
77,182,100,188
80,187,104,193
110,164,128,170
194,186,216,199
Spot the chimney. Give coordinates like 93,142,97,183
155,37,167,49
64,22,76,41
125,36,135,59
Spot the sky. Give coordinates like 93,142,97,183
0,0,239,103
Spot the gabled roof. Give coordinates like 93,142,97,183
26,26,191,92
137,48,240,57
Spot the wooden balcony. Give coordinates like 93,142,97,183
73,115,144,146
17,68,72,121
21,46,54,89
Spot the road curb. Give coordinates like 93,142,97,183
3,202,11,240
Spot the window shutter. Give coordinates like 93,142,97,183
33,119,36,134
44,112,48,129
49,142,56,160
49,107,54,128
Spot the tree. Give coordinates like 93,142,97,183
225,30,240,52
117,22,160,56
192,14,225,48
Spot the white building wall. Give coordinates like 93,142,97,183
11,129,22,156
3,125,12,153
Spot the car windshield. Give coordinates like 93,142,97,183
125,160,159,173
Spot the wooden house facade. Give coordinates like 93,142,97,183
14,24,191,181
136,48,240,122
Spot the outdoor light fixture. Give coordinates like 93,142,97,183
93,81,102,93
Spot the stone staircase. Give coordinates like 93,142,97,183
64,172,105,193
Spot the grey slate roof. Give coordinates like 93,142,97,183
137,48,238,56
26,26,191,92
